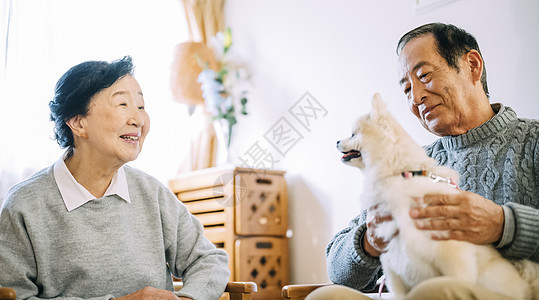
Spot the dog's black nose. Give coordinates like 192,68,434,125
336,140,340,146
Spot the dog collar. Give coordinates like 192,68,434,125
401,170,458,189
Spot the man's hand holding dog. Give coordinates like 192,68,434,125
409,191,504,245
364,204,399,257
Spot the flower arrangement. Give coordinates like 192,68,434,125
197,28,249,148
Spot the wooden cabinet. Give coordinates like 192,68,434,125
169,166,289,299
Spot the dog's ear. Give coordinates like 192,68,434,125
370,92,387,119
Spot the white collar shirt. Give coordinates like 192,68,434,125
53,156,131,212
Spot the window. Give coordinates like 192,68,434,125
0,0,192,203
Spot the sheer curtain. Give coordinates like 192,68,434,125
0,0,192,206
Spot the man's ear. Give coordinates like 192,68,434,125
65,115,88,139
465,50,484,84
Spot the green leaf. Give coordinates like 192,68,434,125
194,53,209,69
218,69,228,79
224,115,237,147
241,97,248,115
224,27,232,54
227,115,237,126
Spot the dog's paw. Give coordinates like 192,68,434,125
375,220,399,239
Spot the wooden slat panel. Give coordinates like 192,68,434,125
204,226,226,243
184,198,225,214
168,165,285,194
178,187,224,202
168,165,288,291
196,211,226,226
169,166,236,193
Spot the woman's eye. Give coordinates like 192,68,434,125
120,103,127,106
138,106,145,110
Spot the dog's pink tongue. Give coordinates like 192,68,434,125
342,151,359,159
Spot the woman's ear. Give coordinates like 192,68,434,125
66,115,88,139
465,50,484,84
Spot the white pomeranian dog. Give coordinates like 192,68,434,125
336,93,539,299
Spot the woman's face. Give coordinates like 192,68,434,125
79,74,150,165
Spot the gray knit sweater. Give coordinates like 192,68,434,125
0,165,230,300
325,104,539,292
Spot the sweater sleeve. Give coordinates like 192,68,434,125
498,124,539,263
160,190,230,300
0,200,39,298
325,210,383,292
501,203,539,263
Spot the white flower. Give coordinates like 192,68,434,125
209,32,225,62
198,28,249,146
198,69,227,116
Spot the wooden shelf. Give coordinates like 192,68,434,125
169,166,289,299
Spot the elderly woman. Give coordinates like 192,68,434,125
0,56,230,300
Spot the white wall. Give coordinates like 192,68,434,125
224,0,539,284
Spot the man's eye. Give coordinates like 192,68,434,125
419,72,430,80
403,87,411,94
138,106,145,110
120,103,127,106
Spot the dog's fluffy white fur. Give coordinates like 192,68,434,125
337,93,539,299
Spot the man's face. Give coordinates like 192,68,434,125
398,34,479,136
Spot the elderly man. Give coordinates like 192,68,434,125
310,23,539,300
